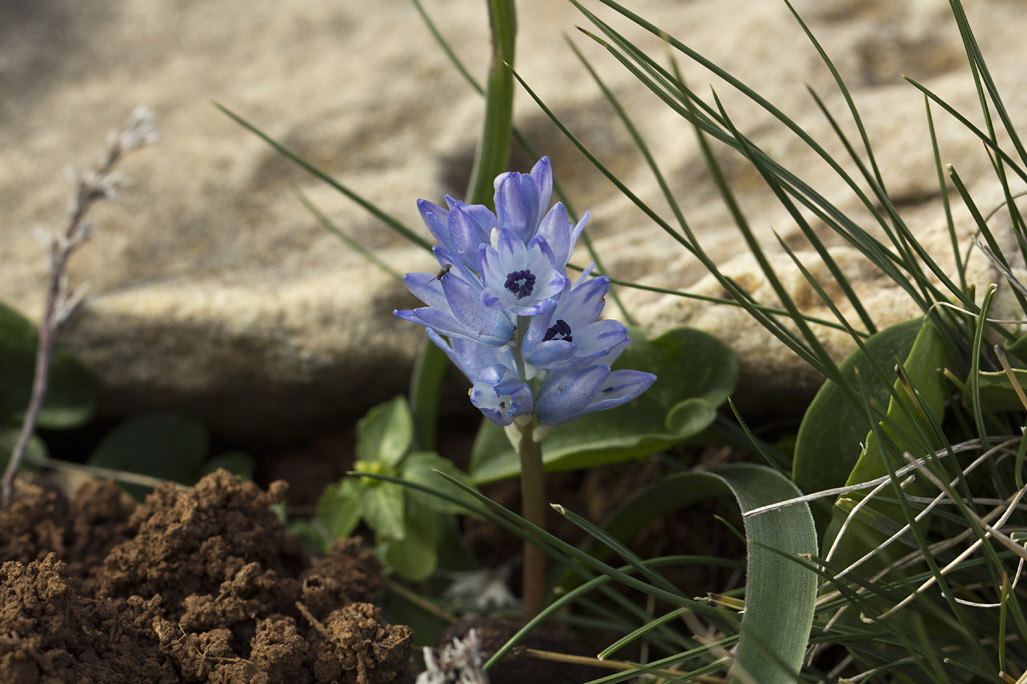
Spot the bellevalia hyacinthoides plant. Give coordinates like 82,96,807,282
395,156,655,618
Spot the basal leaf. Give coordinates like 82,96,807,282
822,319,948,588
401,451,482,515
470,326,736,483
0,302,98,429
1003,331,1027,366
793,318,923,495
358,479,406,540
377,504,443,581
574,464,817,684
975,367,1027,413
318,478,362,539
0,424,47,471
88,413,209,499
198,451,256,481
356,395,414,468
842,320,948,489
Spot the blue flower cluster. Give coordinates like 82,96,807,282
395,157,656,428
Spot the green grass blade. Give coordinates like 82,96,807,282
803,87,967,313
904,77,1027,185
289,186,402,281
410,0,481,96
510,64,845,375
781,0,885,191
593,271,864,336
573,2,912,269
924,97,966,293
214,102,431,251
699,91,843,381
947,166,1027,331
947,0,1027,173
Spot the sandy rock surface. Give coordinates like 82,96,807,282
2,0,1024,440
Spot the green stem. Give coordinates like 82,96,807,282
517,420,546,620
510,314,546,620
409,341,444,451
466,0,517,206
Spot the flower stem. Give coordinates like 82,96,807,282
466,0,516,207
517,419,546,620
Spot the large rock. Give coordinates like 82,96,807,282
2,0,1024,441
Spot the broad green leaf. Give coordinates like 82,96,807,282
88,413,209,499
470,326,736,483
793,318,923,495
198,451,256,481
975,367,1027,413
0,424,48,471
822,319,948,585
317,478,362,539
358,479,406,540
377,504,443,581
356,395,413,468
841,320,948,489
0,302,98,429
572,464,817,684
401,451,482,515
1002,330,1027,367
1003,331,1027,366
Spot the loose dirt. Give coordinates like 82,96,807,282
0,470,416,684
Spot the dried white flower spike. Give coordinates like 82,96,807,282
416,629,489,684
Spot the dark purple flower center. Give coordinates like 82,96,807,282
504,269,536,299
543,319,573,342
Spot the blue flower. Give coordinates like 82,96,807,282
395,157,656,429
521,270,631,371
534,366,658,426
426,329,533,426
418,199,496,273
415,157,587,273
479,228,567,317
470,373,534,426
394,248,515,346
493,156,553,243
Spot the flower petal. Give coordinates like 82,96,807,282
585,370,657,413
494,171,541,243
470,374,533,426
534,365,610,426
529,156,553,216
400,271,448,309
441,273,516,344
447,203,494,269
418,199,451,246
427,329,516,383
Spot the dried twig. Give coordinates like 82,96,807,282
2,106,157,507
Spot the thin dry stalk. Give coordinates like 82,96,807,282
2,106,157,507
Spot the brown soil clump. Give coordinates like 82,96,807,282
0,470,415,684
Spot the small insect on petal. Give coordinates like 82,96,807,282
428,263,453,283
